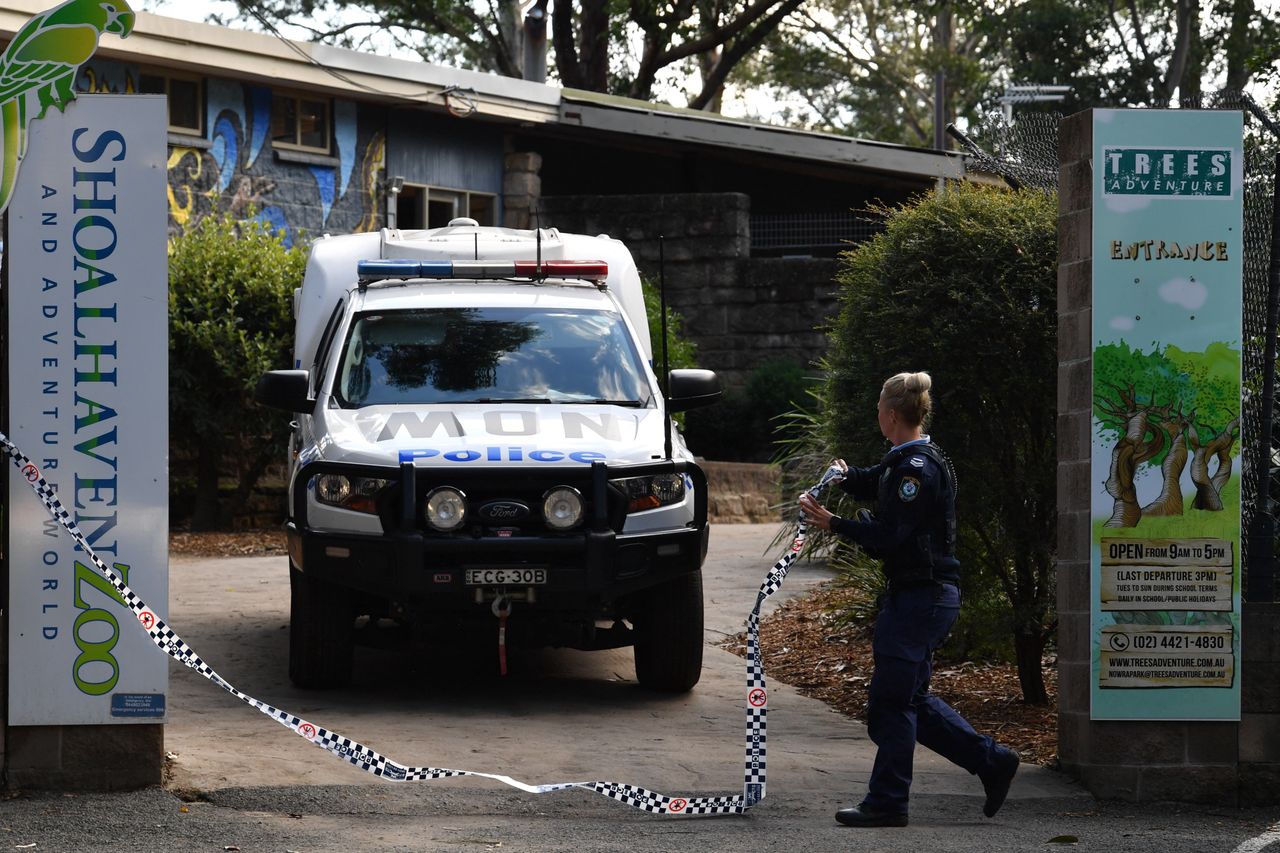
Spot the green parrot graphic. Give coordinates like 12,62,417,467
0,0,135,214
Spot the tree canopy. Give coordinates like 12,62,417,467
1095,341,1241,465
225,1,1280,126
739,0,1279,142
232,0,803,110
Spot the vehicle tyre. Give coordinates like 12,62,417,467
633,570,704,692
289,567,354,688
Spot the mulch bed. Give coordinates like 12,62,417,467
169,529,287,558
723,581,1059,767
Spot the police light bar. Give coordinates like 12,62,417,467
357,259,609,285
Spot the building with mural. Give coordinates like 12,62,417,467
0,0,972,388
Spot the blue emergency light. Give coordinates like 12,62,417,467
357,259,609,287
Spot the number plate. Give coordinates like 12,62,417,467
465,568,548,586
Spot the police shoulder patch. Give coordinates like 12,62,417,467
898,476,921,501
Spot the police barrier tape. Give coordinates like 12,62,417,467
2,430,843,816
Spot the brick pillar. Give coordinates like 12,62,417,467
1055,108,1098,788
1056,109,1280,806
6,725,163,790
502,151,542,230
1240,604,1280,802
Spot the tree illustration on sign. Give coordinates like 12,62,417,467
0,0,134,213
1093,342,1239,528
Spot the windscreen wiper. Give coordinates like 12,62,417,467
467,397,553,404
578,399,645,407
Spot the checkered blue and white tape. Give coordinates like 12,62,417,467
2,430,842,816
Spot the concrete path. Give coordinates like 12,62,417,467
9,525,1280,851
163,523,1076,807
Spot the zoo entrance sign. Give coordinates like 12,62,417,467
1091,109,1243,721
6,95,168,725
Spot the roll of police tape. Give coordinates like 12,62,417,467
1,431,843,816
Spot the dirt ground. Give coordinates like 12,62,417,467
170,529,1057,767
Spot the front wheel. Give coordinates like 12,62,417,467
289,567,354,688
633,570,704,692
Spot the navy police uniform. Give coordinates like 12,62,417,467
829,438,1004,816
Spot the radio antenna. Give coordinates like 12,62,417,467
474,232,478,260
660,235,672,461
534,207,543,278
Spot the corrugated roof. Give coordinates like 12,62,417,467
0,1,966,181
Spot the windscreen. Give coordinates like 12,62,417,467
334,307,653,407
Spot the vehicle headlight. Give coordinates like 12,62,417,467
542,486,583,530
314,475,388,514
616,473,686,512
425,487,467,531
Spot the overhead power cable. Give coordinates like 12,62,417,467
235,1,479,116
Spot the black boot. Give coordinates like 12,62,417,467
979,747,1020,817
835,804,909,827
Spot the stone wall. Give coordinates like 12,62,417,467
503,151,542,229
541,193,840,389
6,725,163,791
1056,110,1280,805
702,461,784,524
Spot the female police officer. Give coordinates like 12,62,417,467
799,371,1019,828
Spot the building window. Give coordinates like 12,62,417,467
138,71,202,136
396,185,497,230
271,92,330,153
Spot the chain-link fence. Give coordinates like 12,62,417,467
749,212,886,255
954,94,1280,602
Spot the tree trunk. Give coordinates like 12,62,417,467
1104,438,1142,527
1190,417,1238,511
551,0,609,92
1013,625,1049,705
192,442,223,531
1141,424,1188,516
1104,409,1163,528
1189,441,1222,510
235,440,276,511
1209,417,1239,495
1223,0,1255,91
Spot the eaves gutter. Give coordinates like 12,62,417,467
0,1,561,126
559,89,967,182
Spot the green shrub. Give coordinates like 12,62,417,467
685,358,817,462
642,277,698,377
642,278,698,429
169,213,308,529
778,184,1058,702
834,184,1058,701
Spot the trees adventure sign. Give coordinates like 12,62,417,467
1090,109,1243,721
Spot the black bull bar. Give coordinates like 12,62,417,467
287,458,710,600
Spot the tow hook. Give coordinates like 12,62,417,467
492,594,513,676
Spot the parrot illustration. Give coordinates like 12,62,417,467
0,0,135,214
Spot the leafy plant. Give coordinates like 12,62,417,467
642,277,698,378
684,358,817,462
169,213,308,529
783,183,1058,703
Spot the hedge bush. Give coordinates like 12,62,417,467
169,213,307,529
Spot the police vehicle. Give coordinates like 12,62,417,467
256,219,721,692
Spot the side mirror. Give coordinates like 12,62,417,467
255,370,311,413
667,369,722,413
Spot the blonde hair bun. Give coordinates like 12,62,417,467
882,371,933,428
904,372,931,393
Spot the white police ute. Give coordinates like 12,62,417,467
256,219,721,692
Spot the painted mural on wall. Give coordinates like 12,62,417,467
76,57,384,245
